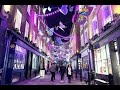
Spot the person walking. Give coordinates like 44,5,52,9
66,64,73,83
59,63,66,83
49,63,56,81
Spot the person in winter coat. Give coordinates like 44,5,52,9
59,63,66,83
66,64,73,83
49,63,56,81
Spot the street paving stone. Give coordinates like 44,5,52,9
15,73,87,85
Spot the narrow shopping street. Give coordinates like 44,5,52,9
16,73,87,85
1,5,120,85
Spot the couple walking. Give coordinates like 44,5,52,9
50,63,73,83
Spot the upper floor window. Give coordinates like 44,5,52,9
102,5,113,26
92,16,99,36
34,11,37,25
14,9,22,33
84,28,89,44
81,34,84,46
24,21,29,38
27,5,31,15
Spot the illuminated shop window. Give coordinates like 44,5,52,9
27,5,31,15
24,21,29,38
14,9,22,33
14,45,26,70
94,44,112,75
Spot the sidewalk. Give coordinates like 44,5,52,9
15,73,87,85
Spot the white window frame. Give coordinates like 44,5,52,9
14,9,22,33
92,16,99,36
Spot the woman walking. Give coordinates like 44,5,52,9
66,64,73,83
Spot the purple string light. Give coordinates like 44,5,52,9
38,9,60,17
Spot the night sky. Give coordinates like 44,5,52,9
43,5,75,44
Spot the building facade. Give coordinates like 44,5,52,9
80,5,120,85
0,5,51,85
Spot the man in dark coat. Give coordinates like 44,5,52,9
59,63,66,83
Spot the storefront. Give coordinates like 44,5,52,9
91,18,120,84
31,53,39,78
12,45,27,83
94,44,113,81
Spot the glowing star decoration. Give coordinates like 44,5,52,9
42,8,47,14
60,5,68,15
46,28,54,36
58,26,64,32
48,7,51,11
56,37,63,45
59,21,66,29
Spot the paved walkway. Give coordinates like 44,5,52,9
15,73,87,85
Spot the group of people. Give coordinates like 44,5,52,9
49,63,73,83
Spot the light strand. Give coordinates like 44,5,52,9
38,17,73,39
37,9,60,17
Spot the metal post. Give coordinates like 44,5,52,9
76,53,79,78
88,50,91,85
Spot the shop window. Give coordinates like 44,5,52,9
14,9,22,33
13,45,26,70
94,44,112,75
24,21,29,38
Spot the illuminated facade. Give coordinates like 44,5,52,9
0,5,51,85
80,5,120,85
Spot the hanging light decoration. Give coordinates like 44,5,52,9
48,7,51,11
59,5,68,15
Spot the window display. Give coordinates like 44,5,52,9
13,45,26,69
94,44,112,75
32,54,39,70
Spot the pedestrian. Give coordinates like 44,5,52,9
108,73,114,85
59,63,66,83
49,63,56,81
56,65,59,73
66,64,73,83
